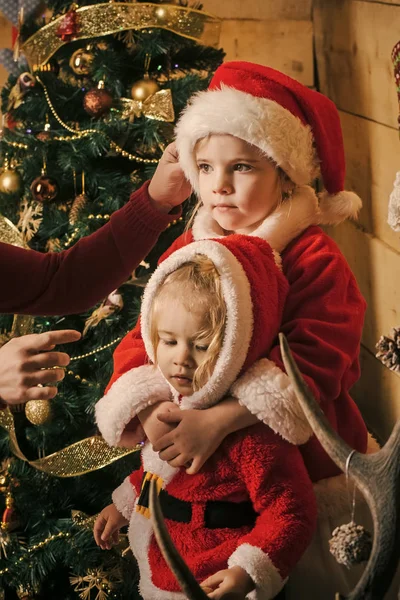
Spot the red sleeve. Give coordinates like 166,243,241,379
271,227,366,404
228,425,316,583
0,182,181,315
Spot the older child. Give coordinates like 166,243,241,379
95,235,316,600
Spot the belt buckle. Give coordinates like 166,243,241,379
136,471,163,519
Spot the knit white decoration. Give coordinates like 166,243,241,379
388,171,400,231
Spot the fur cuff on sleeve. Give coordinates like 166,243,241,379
230,358,313,445
228,543,285,600
95,364,172,446
112,476,137,521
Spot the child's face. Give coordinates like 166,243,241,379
155,296,212,395
195,134,281,234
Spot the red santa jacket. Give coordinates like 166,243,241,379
103,186,368,483
113,423,316,600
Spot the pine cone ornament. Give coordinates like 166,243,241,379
376,327,400,372
329,521,372,569
69,193,88,224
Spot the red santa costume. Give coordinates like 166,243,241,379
98,63,381,597
96,234,317,600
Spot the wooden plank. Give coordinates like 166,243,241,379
0,14,12,49
352,345,400,442
361,0,400,5
314,0,399,128
201,0,312,20
325,221,400,359
220,20,314,86
339,110,400,252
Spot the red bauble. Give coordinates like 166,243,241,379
56,8,79,42
30,175,59,202
83,88,113,117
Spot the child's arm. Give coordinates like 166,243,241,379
201,566,254,599
93,504,128,550
153,397,258,473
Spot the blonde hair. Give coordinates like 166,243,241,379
150,255,226,391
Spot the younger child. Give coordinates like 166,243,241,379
95,235,317,600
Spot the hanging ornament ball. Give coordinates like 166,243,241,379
130,78,160,102
25,399,52,425
30,175,59,202
83,88,113,117
69,48,94,76
329,521,372,569
18,72,36,93
0,168,23,194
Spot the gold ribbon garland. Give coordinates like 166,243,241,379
119,89,175,123
0,408,140,477
21,3,222,68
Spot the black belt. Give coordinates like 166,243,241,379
137,471,258,529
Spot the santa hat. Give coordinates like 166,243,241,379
95,235,291,445
175,61,362,225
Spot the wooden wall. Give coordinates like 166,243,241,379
314,0,400,441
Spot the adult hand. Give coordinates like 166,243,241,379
148,142,192,213
152,405,227,474
0,329,81,405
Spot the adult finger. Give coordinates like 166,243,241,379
32,368,65,386
30,330,81,352
201,572,224,589
30,351,71,369
186,456,204,475
167,455,190,468
25,385,58,401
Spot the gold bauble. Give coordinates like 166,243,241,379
69,48,94,76
0,169,23,194
25,399,52,425
130,78,160,102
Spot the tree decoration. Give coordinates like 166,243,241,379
70,566,122,600
56,3,80,43
69,47,94,76
376,327,400,372
69,171,88,224
83,81,113,118
21,3,221,68
7,72,36,111
17,198,43,243
32,60,60,76
25,398,53,426
83,290,124,337
0,157,23,195
30,158,59,203
119,89,175,123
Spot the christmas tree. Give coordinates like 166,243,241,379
0,1,223,598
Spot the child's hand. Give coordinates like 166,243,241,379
201,566,255,599
152,405,227,474
138,401,176,446
93,504,128,550
148,142,192,213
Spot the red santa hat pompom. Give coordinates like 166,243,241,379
175,61,362,225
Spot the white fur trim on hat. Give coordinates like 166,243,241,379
112,476,137,521
175,85,319,194
318,190,362,225
231,358,313,445
140,241,254,410
192,185,320,251
95,364,172,446
228,543,285,600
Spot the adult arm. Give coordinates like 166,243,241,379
0,181,181,315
